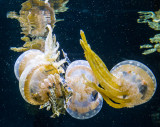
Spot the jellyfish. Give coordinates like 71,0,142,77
7,0,56,37
7,0,69,52
79,30,156,108
137,10,160,55
65,60,103,119
137,10,160,30
14,25,72,118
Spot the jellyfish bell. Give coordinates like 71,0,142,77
79,30,157,108
14,49,44,80
65,60,103,119
19,61,59,105
15,51,67,107
14,49,57,105
110,60,157,107
12,24,72,118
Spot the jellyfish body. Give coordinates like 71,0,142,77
14,47,61,105
110,60,156,107
14,48,69,116
14,49,44,80
7,0,56,37
13,25,72,117
14,49,51,105
65,60,103,119
80,30,156,108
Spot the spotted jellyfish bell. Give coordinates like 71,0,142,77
110,60,157,107
65,60,103,119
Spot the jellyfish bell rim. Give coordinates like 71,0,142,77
66,92,103,120
110,60,157,103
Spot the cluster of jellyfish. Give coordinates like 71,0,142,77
8,0,157,120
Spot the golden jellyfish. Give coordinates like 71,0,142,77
79,30,157,108
137,10,160,30
8,0,157,120
14,25,72,118
7,0,69,52
137,10,160,55
65,60,103,119
7,0,56,37
140,34,160,55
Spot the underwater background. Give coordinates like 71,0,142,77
0,0,160,127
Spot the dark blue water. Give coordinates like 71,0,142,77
0,0,160,127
